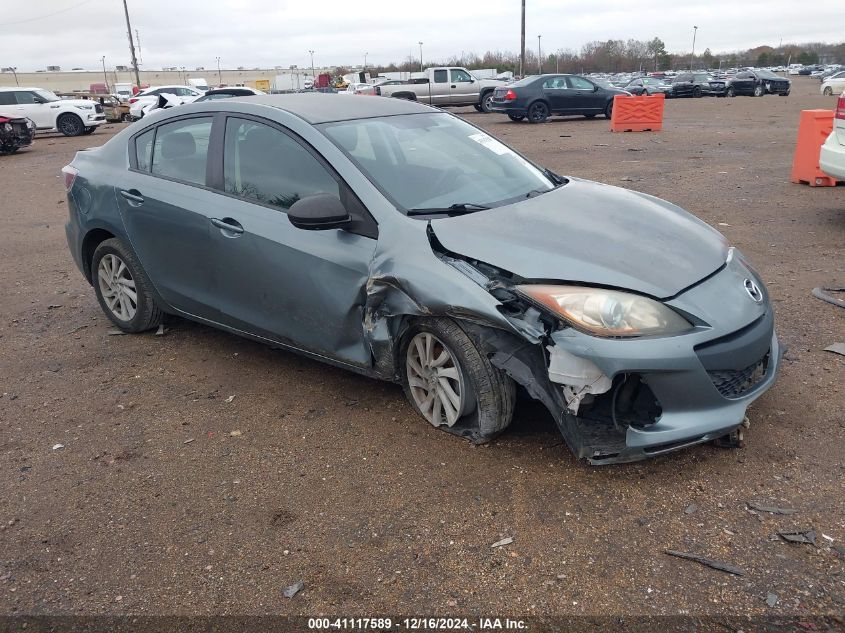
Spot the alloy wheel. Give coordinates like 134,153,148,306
528,102,549,123
406,332,465,427
97,253,138,321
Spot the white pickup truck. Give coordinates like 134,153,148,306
377,67,504,112
0,87,106,136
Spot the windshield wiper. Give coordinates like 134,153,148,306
407,202,490,216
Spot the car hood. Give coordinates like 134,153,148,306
430,178,729,299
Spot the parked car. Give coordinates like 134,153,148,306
0,114,35,154
726,70,790,97
490,74,628,123
670,73,726,97
194,87,264,102
377,67,503,112
58,92,131,122
128,86,203,120
821,71,845,96
623,77,673,96
820,95,845,181
61,94,781,464
344,82,377,96
0,87,106,136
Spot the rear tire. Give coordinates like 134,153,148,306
57,113,85,137
480,91,495,113
401,318,516,444
473,104,483,112
584,113,597,118
823,87,833,96
91,238,163,333
692,86,702,98
507,113,525,122
527,101,549,123
83,127,96,135
726,86,736,97
753,84,765,97
604,100,613,119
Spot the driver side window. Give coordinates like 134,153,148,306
450,69,472,83
568,76,594,90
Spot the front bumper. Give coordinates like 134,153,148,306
541,255,782,464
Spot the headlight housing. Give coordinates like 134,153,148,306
75,104,94,110
516,284,693,338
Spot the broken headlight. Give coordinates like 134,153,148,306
516,285,693,338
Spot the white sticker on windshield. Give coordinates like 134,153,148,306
468,132,512,156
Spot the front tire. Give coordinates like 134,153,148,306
83,127,96,135
692,86,702,98
823,87,833,96
57,113,85,137
604,100,613,119
726,86,736,97
753,84,765,97
507,113,525,122
401,319,515,443
527,101,549,123
480,91,495,113
92,238,163,333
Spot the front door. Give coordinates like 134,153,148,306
114,116,219,321
448,68,478,105
205,116,377,366
13,90,55,128
567,76,605,113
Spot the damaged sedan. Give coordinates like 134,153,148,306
63,94,781,464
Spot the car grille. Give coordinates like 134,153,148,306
95,103,104,113
707,351,769,399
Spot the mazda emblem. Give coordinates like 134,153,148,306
744,279,763,303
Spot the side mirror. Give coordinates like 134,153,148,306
288,194,351,230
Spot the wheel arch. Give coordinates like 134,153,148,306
81,228,116,283
391,91,417,101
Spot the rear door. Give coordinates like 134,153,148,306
541,76,575,113
202,115,377,365
114,115,219,320
428,69,451,106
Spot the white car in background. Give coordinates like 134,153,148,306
820,95,845,181
0,87,106,136
821,71,845,96
128,85,202,120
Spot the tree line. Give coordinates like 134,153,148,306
368,39,844,75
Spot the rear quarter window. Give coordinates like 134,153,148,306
135,128,155,171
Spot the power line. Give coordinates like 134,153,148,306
0,0,97,27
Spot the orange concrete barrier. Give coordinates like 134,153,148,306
610,94,665,132
790,109,841,187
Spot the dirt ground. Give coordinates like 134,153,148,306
1,77,843,620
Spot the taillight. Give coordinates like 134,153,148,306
61,165,78,192
129,97,138,104
0,116,9,124
836,95,845,120
504,89,517,100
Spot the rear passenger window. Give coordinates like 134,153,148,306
150,117,212,185
0,92,15,105
433,70,448,83
135,128,155,171
223,118,338,210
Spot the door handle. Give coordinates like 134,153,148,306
211,217,244,235
451,84,457,88
119,189,144,204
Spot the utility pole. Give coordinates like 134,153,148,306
418,42,423,72
364,52,368,69
690,25,698,70
101,56,109,92
11,66,18,86
519,0,525,78
216,56,221,85
308,50,315,82
537,34,542,73
135,29,142,66
121,0,141,88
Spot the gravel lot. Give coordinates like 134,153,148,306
1,77,843,618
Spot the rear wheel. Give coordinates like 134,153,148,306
473,104,483,112
57,113,85,137
584,113,597,118
753,84,765,97
83,127,96,135
527,101,549,123
604,100,613,119
92,238,163,333
726,85,736,97
401,319,515,443
507,113,525,122
823,86,833,96
692,86,702,98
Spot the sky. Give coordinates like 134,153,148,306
1,0,843,72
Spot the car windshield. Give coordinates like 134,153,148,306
35,90,60,102
321,113,557,213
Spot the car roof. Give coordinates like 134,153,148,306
223,92,434,123
0,87,47,91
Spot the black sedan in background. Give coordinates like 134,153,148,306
726,70,791,97
624,77,673,96
490,74,628,123
670,73,727,97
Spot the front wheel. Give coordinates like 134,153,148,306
527,101,550,123
726,86,736,97
584,113,597,119
92,238,163,333
83,127,96,135
692,86,702,98
401,319,515,443
57,113,85,137
753,84,765,97
823,87,833,96
480,91,495,113
604,100,613,119
507,113,525,122
473,104,483,112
